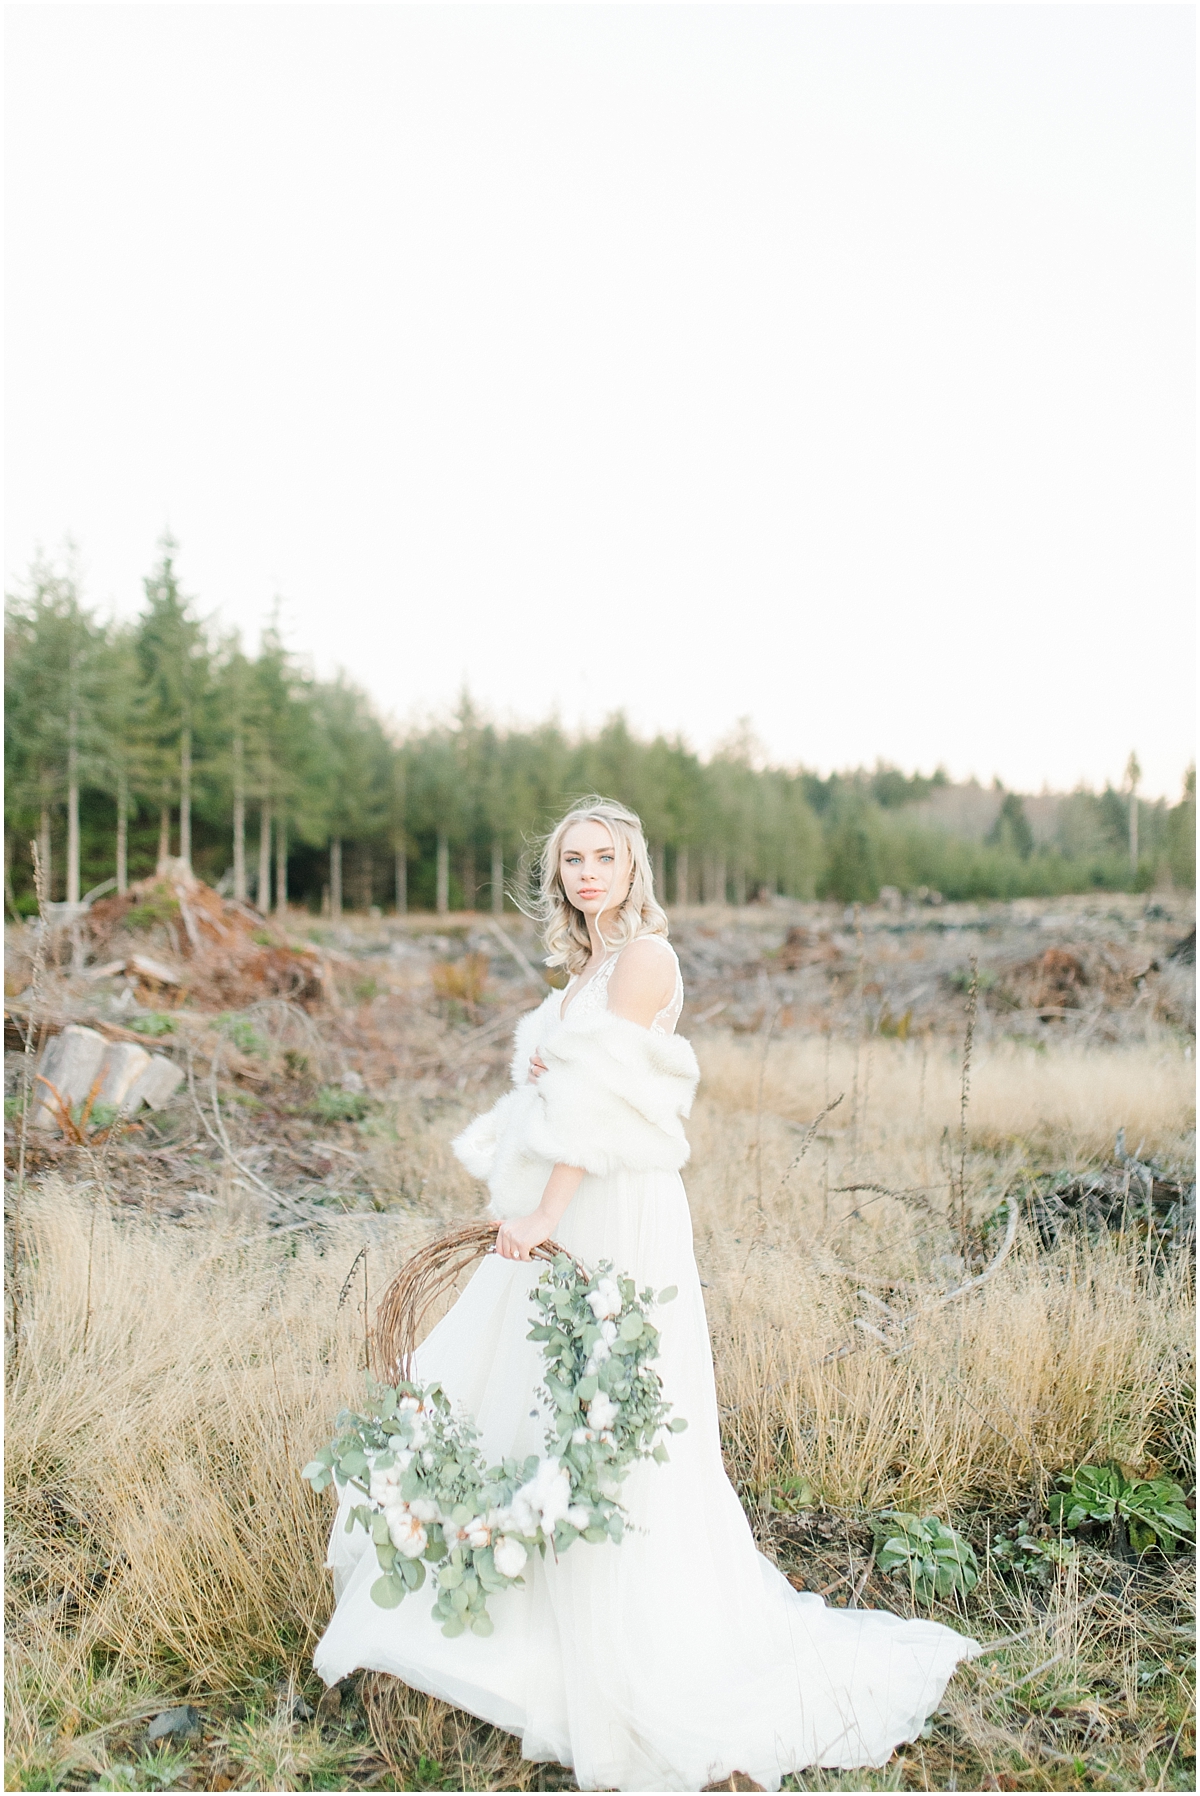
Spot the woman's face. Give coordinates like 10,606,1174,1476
559,820,628,925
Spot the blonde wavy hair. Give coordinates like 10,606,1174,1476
530,796,669,975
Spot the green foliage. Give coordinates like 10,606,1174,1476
871,1511,980,1603
987,791,1035,860
1048,1464,1195,1556
130,1013,175,1038
123,890,181,931
311,1086,370,1123
821,807,879,904
217,1014,270,1057
990,1529,1080,1583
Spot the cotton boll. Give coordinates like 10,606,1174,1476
587,1279,623,1321
535,1463,574,1532
386,1505,428,1558
566,1505,591,1531
493,1536,528,1578
586,1392,619,1432
409,1497,440,1524
466,1521,492,1549
513,1458,573,1534
600,1320,619,1346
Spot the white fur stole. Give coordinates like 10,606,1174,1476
451,990,700,1219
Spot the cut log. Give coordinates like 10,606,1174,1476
30,1025,107,1130
125,1055,185,1112
129,952,182,986
87,959,127,981
94,1041,153,1112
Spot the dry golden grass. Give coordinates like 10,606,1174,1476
4,1032,1195,1791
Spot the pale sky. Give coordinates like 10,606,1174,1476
5,3,1195,798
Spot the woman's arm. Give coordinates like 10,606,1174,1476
495,1161,584,1260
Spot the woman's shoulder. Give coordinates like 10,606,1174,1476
606,934,677,1025
613,933,676,977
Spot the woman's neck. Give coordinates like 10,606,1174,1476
584,915,617,965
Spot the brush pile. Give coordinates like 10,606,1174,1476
84,860,326,1011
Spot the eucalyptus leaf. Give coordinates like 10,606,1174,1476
370,1574,406,1609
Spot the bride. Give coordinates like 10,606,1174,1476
314,797,980,1792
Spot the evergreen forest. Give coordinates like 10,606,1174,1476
5,545,1195,919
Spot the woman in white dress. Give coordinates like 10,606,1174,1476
314,797,980,1792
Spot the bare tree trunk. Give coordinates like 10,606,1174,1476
714,858,727,905
491,838,504,915
39,804,52,902
652,842,665,899
436,831,449,915
275,814,287,916
330,837,342,919
179,724,192,869
258,804,271,913
675,847,689,906
395,845,407,915
733,863,746,906
66,711,80,904
1129,792,1139,871
158,800,171,870
232,730,246,901
116,769,128,894
462,846,476,911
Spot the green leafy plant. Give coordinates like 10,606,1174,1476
217,1014,270,1057
130,1013,175,1037
123,888,181,932
991,1528,1079,1583
311,1085,369,1123
766,1474,816,1513
871,1511,980,1603
1048,1463,1195,1556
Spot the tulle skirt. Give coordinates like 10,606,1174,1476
313,1170,980,1792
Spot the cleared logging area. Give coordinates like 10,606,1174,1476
4,898,1195,1793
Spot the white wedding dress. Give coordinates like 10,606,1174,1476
314,941,980,1792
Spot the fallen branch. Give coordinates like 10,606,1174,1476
185,1047,312,1224
822,1190,1021,1364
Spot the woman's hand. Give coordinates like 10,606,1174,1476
494,1164,586,1260
528,1053,547,1083
495,1207,555,1261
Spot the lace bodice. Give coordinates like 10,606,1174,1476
559,936,684,1036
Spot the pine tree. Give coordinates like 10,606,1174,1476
135,538,210,872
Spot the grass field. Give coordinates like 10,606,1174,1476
4,993,1195,1789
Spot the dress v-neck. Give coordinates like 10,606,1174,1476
558,951,617,1023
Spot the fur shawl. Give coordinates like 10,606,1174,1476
452,989,700,1219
